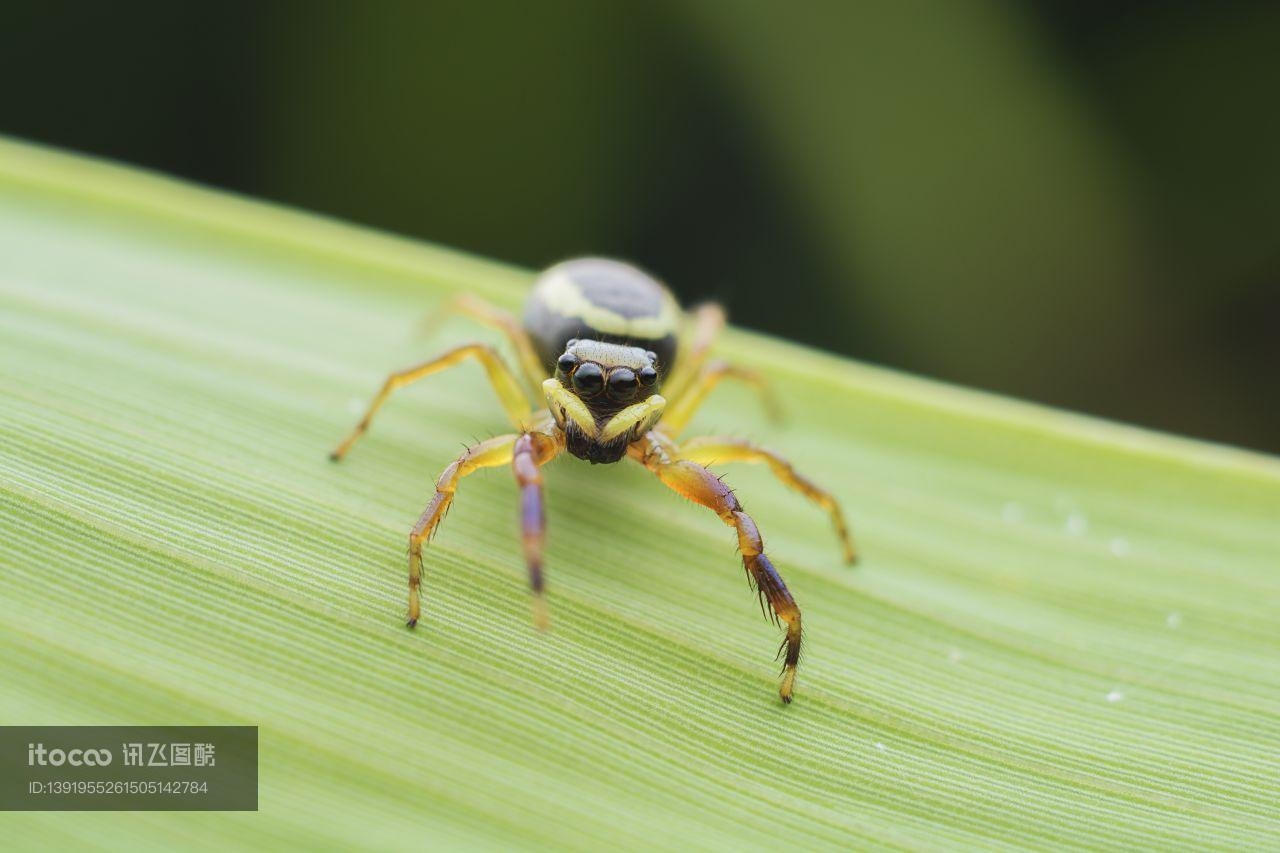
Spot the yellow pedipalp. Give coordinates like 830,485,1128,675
543,379,665,445
599,395,666,443
543,379,597,435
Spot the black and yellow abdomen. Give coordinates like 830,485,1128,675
523,258,681,375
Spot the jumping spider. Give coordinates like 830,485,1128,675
331,258,856,702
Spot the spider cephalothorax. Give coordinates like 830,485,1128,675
330,257,856,703
547,339,665,464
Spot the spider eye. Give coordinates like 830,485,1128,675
557,353,578,374
572,362,604,396
637,365,658,387
607,368,639,401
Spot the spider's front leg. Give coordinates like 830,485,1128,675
407,433,520,627
512,430,564,629
406,429,563,629
629,432,804,703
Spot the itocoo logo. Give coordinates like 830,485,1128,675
27,743,113,766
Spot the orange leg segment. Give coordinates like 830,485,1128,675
629,433,803,703
679,437,856,564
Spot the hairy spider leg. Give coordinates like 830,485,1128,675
678,436,856,564
629,432,804,703
330,343,533,462
419,293,548,398
406,433,520,627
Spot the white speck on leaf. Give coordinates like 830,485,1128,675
1109,537,1131,556
1166,612,1183,630
1065,512,1089,536
1106,690,1124,703
875,742,886,752
947,648,964,664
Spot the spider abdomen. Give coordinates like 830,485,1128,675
523,258,681,376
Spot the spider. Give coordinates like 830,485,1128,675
330,257,856,703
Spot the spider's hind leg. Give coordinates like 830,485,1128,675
659,302,725,404
420,293,547,397
661,360,782,437
330,343,532,462
659,303,780,436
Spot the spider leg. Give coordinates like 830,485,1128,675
512,430,565,629
420,293,547,398
628,432,804,703
330,343,532,461
678,436,856,564
406,433,521,627
659,302,724,405
661,359,782,437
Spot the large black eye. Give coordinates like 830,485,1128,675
637,365,658,387
607,368,639,401
572,362,604,396
557,353,578,374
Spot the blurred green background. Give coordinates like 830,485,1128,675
4,0,1278,452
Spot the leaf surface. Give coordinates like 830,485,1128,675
1,138,1277,851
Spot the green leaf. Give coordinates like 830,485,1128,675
2,137,1277,850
